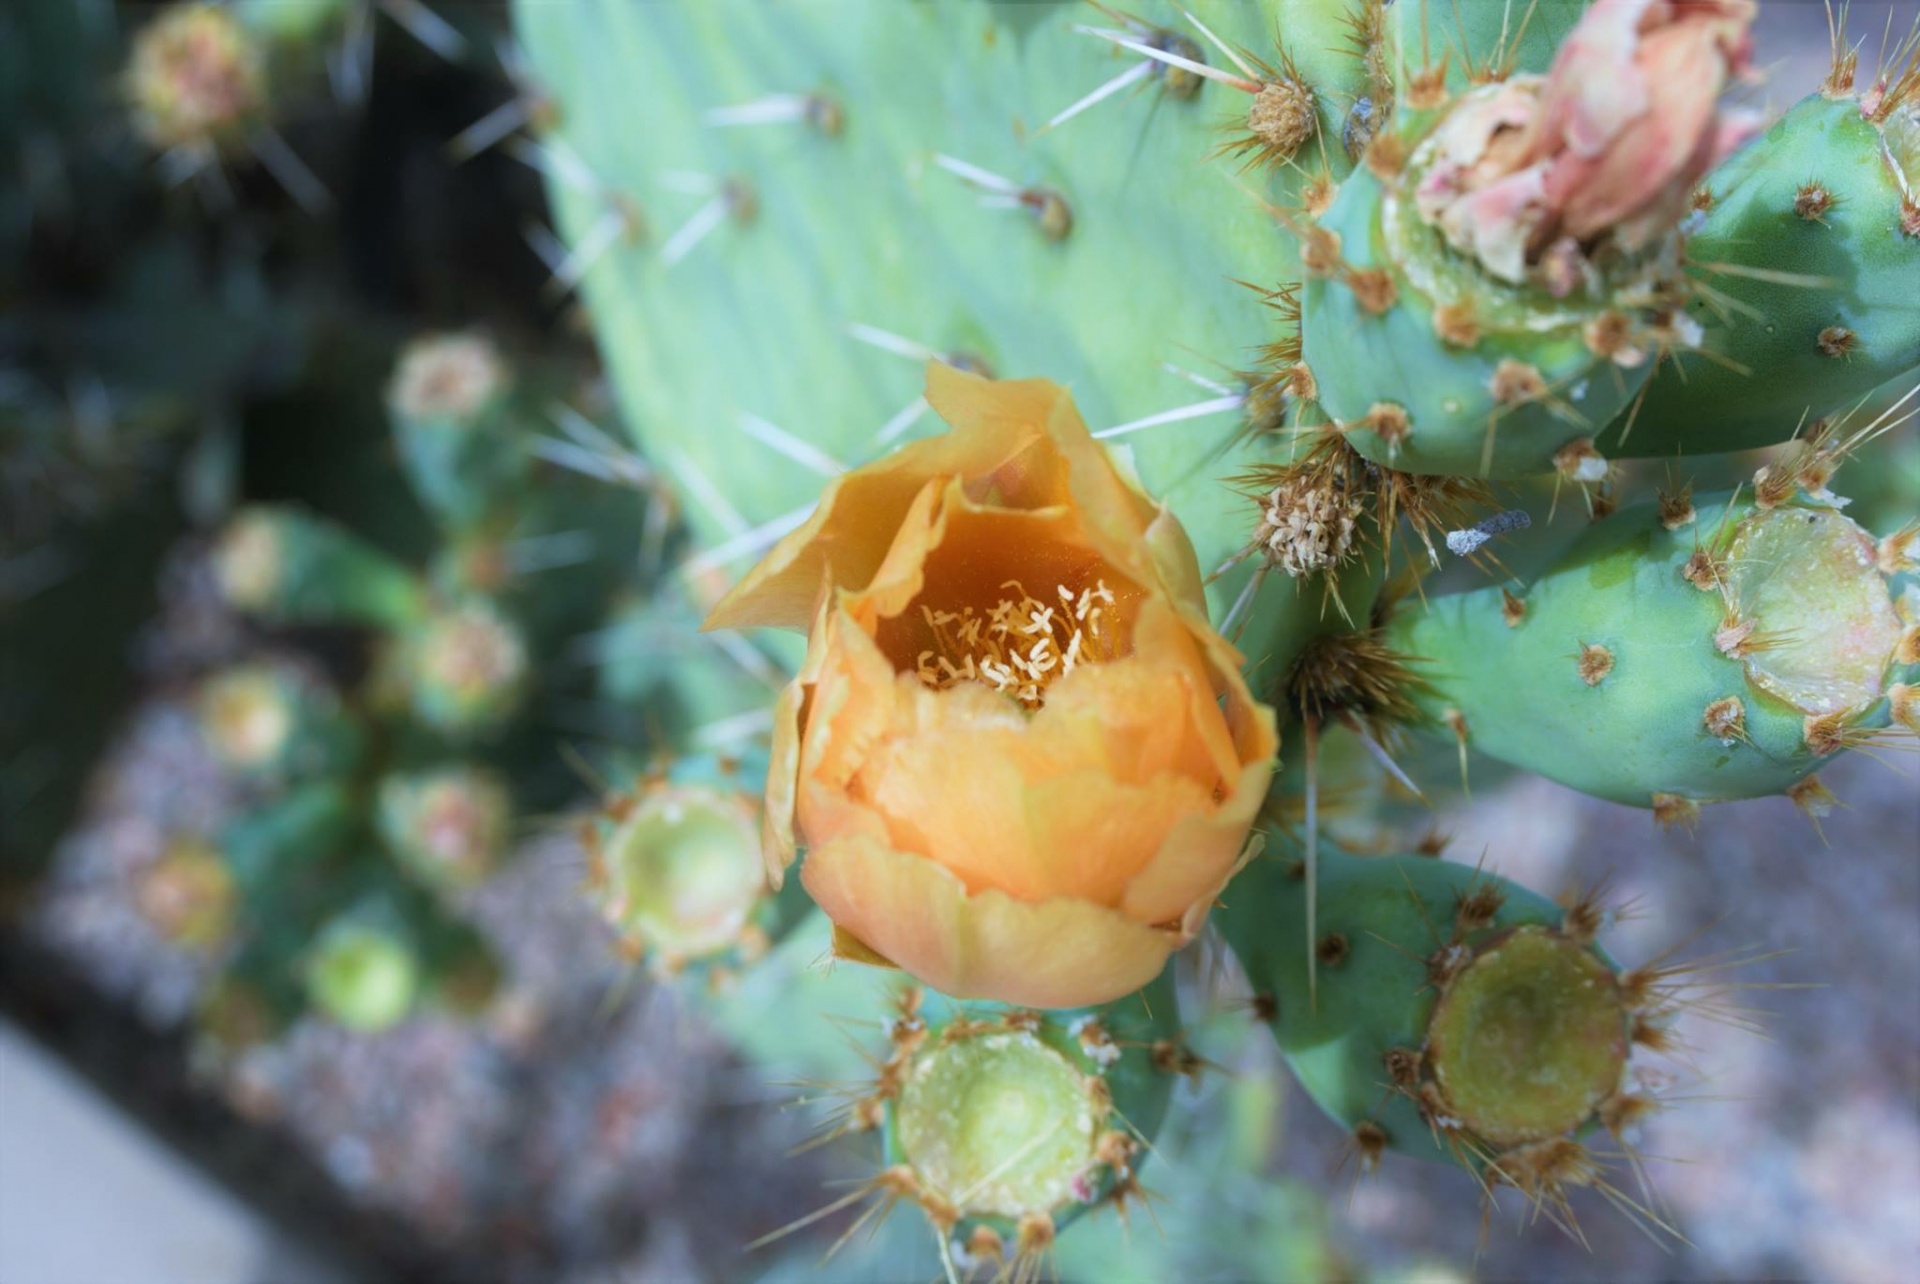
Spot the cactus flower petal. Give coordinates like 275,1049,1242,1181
801,832,1179,1009
708,364,1278,1007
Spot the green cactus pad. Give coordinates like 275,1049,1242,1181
1299,91,1667,480
512,0,1371,669
1600,92,1920,458
1218,843,1637,1178
1387,488,1913,809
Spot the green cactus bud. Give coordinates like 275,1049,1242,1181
1600,84,1920,458
305,914,421,1033
196,661,361,783
386,332,527,530
136,836,237,952
1387,485,1916,814
585,752,806,979
213,505,425,630
815,972,1178,1275
375,765,511,893
125,2,267,155
390,596,529,734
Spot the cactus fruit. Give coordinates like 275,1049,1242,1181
376,765,511,893
388,595,530,735
801,973,1178,1277
304,912,422,1032
125,3,269,157
136,836,239,952
1388,480,1916,813
197,660,362,782
581,752,806,980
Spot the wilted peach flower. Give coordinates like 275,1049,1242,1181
705,364,1278,1008
1414,0,1757,289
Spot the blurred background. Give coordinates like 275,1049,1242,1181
2,2,1916,1282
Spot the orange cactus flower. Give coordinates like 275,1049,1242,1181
705,364,1279,1008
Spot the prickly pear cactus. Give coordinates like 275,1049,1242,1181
506,0,1920,1270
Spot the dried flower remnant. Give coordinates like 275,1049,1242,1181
1411,0,1758,292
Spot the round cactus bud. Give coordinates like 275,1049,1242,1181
196,661,360,783
396,598,529,734
125,3,267,153
136,837,237,952
1424,926,1628,1149
305,919,420,1033
835,976,1177,1276
584,753,798,979
377,766,511,893
387,333,511,425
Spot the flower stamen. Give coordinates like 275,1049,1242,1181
914,579,1119,707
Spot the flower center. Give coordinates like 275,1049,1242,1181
911,579,1119,708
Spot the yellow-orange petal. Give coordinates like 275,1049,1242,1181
800,832,1177,1008
706,366,1064,633
924,362,1172,598
762,676,805,885
1117,750,1272,926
